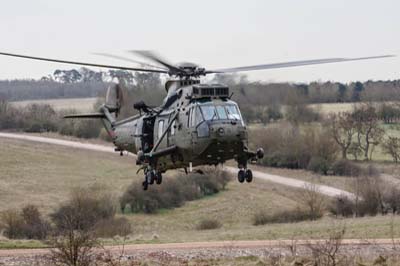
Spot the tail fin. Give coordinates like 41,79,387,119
63,82,125,139
105,83,124,118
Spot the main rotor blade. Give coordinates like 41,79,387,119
207,55,396,73
129,50,185,74
0,52,169,74
93,52,168,71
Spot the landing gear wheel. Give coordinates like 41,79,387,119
238,170,245,183
142,180,148,191
156,172,162,185
245,169,253,183
147,171,155,185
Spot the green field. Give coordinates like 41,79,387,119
2,137,400,249
10,97,99,112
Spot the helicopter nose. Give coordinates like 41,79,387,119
210,123,245,141
217,127,225,137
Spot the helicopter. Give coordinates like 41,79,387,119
0,51,394,190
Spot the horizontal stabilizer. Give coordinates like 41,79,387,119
64,113,105,119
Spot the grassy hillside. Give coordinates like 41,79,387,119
1,137,400,248
0,137,135,213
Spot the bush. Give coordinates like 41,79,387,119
22,104,58,132
51,188,116,233
251,123,338,171
353,176,383,216
253,208,319,226
298,183,326,220
0,206,50,240
382,186,400,214
196,219,222,230
21,205,51,240
329,195,355,217
0,210,25,239
307,157,330,175
120,169,231,214
331,160,362,177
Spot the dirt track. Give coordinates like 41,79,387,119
0,239,398,257
0,132,354,199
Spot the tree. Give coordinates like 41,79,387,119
336,83,347,102
328,112,356,159
352,105,385,160
351,81,364,102
382,136,400,163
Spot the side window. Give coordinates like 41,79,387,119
158,120,164,140
190,107,196,127
195,106,203,126
187,108,191,127
170,120,176,136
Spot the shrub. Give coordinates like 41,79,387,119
0,206,50,240
307,157,330,175
72,119,102,139
0,210,25,239
21,205,51,240
251,123,338,172
298,183,326,220
22,104,58,132
353,176,383,216
253,208,318,226
51,188,116,233
196,219,222,230
382,186,400,214
329,195,355,217
120,169,231,214
331,160,362,177
50,230,99,266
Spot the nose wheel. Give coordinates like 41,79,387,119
142,169,163,190
238,169,253,183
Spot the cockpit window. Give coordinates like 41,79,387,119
226,105,241,120
195,106,204,125
216,106,228,119
200,105,217,121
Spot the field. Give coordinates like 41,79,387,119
2,137,400,250
10,97,99,112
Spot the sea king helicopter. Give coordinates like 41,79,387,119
0,51,394,190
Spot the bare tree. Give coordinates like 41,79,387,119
352,105,385,160
50,211,99,266
328,112,356,159
298,183,325,220
307,226,346,266
382,136,400,163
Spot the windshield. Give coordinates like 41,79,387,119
200,105,217,120
198,104,242,122
226,105,241,120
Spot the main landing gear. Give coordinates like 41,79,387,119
142,169,162,190
237,169,253,183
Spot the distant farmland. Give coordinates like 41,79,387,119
10,97,99,112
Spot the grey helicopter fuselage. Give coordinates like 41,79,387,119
111,79,251,173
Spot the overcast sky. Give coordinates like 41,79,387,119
0,0,398,82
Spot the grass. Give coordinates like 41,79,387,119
10,97,99,112
0,137,135,213
2,137,400,249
